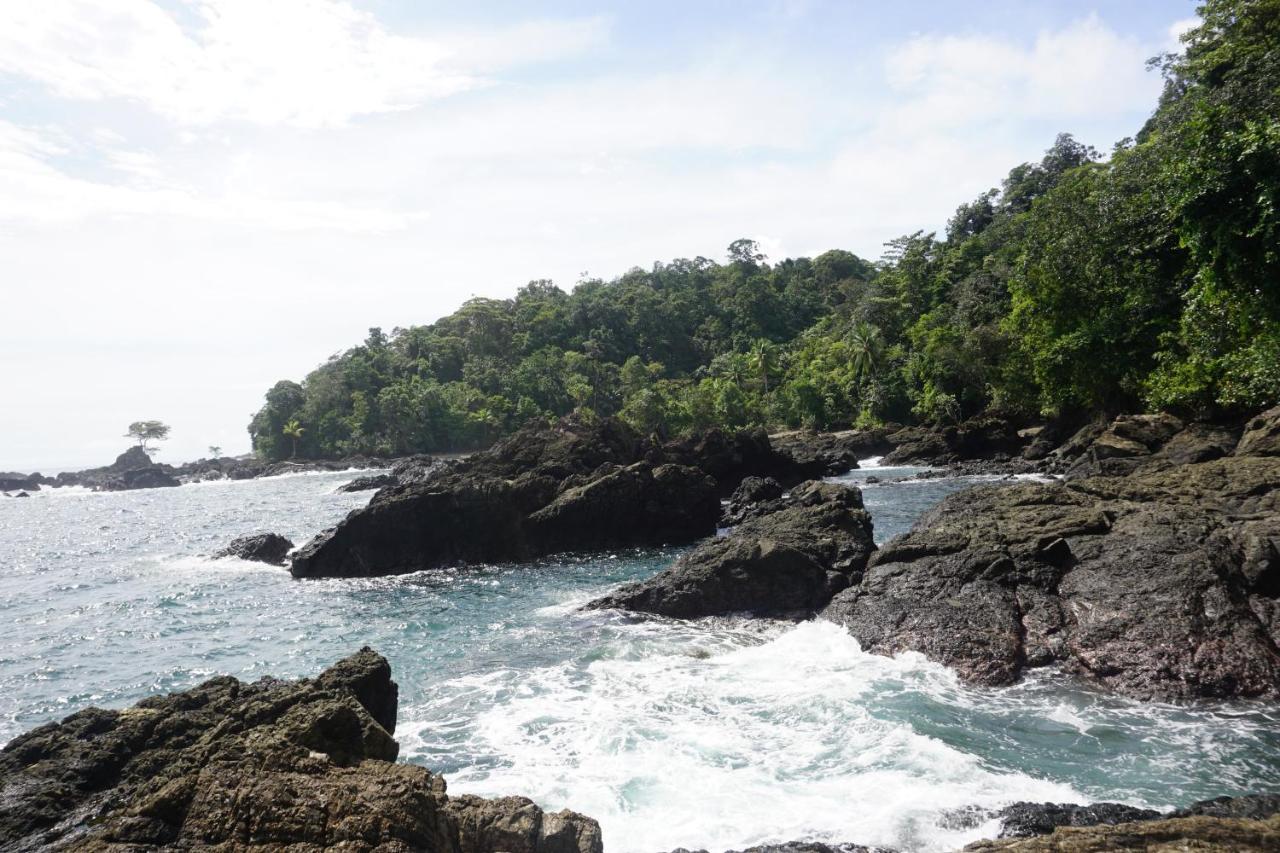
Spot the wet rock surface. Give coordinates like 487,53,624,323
0,649,601,853
965,813,1280,851
820,452,1280,700
290,418,814,579
585,481,875,619
995,802,1162,838
213,531,295,565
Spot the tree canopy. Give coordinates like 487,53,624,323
247,0,1279,461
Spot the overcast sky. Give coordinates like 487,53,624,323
0,0,1197,470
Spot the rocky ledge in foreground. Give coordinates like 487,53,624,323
586,481,875,619
0,648,600,853
819,410,1280,700
290,417,825,579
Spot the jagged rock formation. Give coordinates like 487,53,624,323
819,424,1280,699
291,418,832,579
213,532,295,565
0,649,601,853
585,481,875,619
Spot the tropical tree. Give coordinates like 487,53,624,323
208,445,223,458
750,339,776,393
125,420,170,454
848,322,885,384
282,419,305,459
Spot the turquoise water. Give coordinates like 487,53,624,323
2,467,1278,852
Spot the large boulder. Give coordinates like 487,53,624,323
1238,405,1280,457
663,428,804,493
214,532,295,565
820,454,1280,700
585,481,875,619
0,649,602,853
291,418,726,579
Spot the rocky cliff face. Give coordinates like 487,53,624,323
0,649,601,853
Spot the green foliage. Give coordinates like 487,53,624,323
248,0,1279,459
125,420,170,453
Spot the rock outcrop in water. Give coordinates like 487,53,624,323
291,418,836,579
52,446,181,492
585,481,875,619
214,532,295,565
0,648,601,853
965,813,1280,851
820,432,1280,699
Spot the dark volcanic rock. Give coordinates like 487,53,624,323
586,481,875,619
0,649,601,853
214,532,295,565
996,802,1161,838
291,418,724,579
54,446,180,491
722,475,785,526
0,471,42,492
526,462,719,554
338,472,398,492
664,427,804,492
820,454,1280,700
881,417,1025,466
768,429,888,477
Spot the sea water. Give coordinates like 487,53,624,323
1,466,1277,852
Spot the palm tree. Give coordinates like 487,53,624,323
750,339,776,393
207,445,223,458
282,419,305,459
848,321,885,384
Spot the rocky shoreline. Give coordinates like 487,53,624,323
1,446,431,495
2,650,1276,852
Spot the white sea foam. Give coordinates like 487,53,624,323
401,621,1081,852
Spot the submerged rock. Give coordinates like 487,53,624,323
820,453,1280,700
214,532,295,565
0,648,601,853
585,481,875,619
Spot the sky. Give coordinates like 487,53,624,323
0,0,1199,471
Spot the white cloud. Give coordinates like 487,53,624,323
1168,17,1199,50
884,15,1159,131
0,0,606,128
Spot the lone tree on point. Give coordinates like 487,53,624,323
125,420,171,455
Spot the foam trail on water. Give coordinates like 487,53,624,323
401,621,1080,853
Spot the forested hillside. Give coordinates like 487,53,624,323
249,0,1278,461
